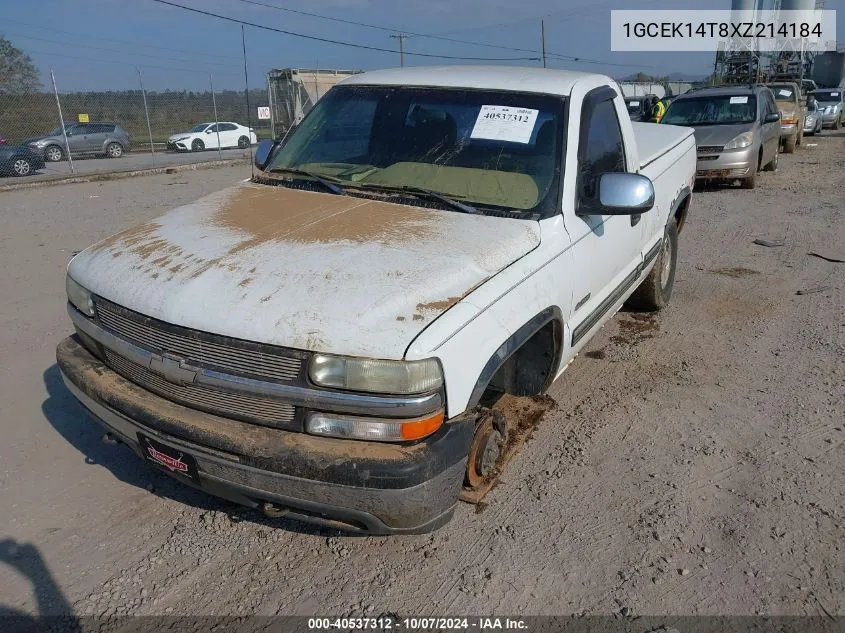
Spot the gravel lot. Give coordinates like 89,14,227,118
1,134,843,620
2,147,251,184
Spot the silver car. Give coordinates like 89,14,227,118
803,99,824,135
26,122,131,162
661,85,781,189
810,89,845,129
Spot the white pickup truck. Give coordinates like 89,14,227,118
58,67,696,534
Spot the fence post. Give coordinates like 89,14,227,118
50,69,74,174
210,73,222,160
267,74,275,141
137,67,155,161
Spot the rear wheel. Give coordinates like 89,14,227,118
796,127,803,146
44,145,63,162
191,139,205,152
105,142,123,158
833,116,841,130
783,135,797,154
11,157,32,176
237,135,250,149
628,220,678,312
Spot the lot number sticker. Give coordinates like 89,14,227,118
629,101,640,106
778,89,792,97
257,106,271,120
730,96,749,104
471,105,539,144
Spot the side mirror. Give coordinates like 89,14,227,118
65,131,73,137
765,112,781,123
584,173,655,215
254,138,279,171
206,129,213,134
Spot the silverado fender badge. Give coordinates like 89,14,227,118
148,353,199,385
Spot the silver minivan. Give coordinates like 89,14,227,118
661,85,781,189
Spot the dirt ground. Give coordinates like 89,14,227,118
0,134,842,621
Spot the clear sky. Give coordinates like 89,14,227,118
1,0,843,91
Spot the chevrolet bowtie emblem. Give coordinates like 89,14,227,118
148,353,199,385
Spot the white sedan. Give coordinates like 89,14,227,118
167,122,258,152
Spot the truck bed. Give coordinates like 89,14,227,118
632,122,695,171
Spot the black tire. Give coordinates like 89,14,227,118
105,142,123,158
832,116,841,130
191,139,205,152
11,157,32,177
44,145,64,162
741,171,757,189
796,127,803,147
763,145,779,171
783,135,797,154
237,135,249,149
627,220,678,312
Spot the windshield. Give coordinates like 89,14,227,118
813,91,841,103
265,85,564,214
662,95,757,126
189,123,210,133
768,85,795,101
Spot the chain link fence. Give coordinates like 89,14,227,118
1,68,270,178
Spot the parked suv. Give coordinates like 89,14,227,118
26,123,131,162
810,89,845,129
766,82,806,153
661,84,781,189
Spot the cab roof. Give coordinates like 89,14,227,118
340,66,609,97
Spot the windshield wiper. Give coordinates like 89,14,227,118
266,167,345,195
350,183,480,215
401,186,480,215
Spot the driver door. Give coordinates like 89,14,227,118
566,88,645,351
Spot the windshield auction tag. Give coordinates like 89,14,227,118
629,101,640,106
778,89,792,97
471,105,539,144
730,96,749,104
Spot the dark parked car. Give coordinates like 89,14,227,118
25,123,131,162
0,144,45,177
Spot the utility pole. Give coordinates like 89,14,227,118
541,20,547,68
390,32,406,67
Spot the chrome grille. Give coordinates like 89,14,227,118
104,349,297,428
95,299,302,382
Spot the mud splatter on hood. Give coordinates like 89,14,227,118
69,182,541,359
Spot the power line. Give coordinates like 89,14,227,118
226,0,650,68
149,0,540,62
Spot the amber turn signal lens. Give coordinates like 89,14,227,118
400,411,445,441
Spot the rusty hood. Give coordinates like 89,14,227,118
69,182,541,359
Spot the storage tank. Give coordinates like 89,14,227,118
779,0,816,11
812,52,845,87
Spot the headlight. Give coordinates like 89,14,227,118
66,275,95,316
176,136,189,142
306,410,444,442
724,132,753,150
32,140,49,147
309,354,443,394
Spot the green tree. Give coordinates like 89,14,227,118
0,35,41,94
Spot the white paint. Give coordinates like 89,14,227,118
407,74,696,417
341,66,604,98
470,106,539,144
69,185,541,361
